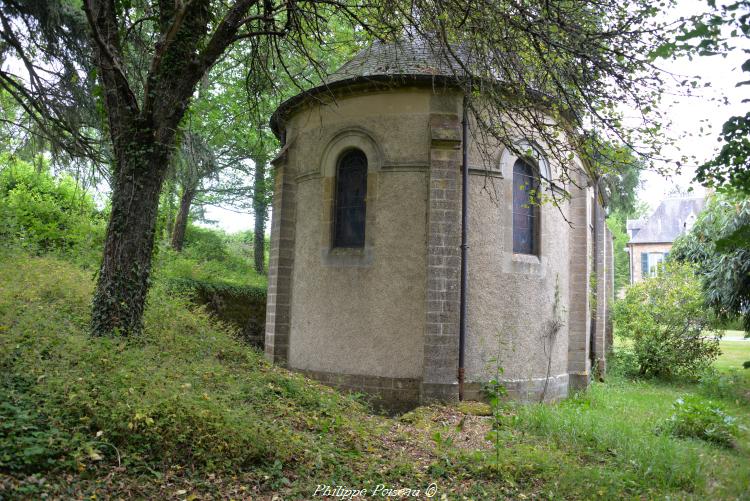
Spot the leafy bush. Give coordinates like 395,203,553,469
606,349,640,379
671,192,750,334
0,378,93,473
657,396,741,448
154,225,267,287
0,155,105,266
613,262,721,379
183,224,231,262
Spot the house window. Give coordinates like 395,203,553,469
512,159,539,255
641,252,665,277
333,149,367,248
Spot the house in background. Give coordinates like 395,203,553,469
626,196,706,283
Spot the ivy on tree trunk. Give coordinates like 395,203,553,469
252,153,268,275
85,0,256,336
91,133,173,336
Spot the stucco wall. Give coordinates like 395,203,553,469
464,155,571,397
285,90,432,379
286,89,432,176
269,85,597,405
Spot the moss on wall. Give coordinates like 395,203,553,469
166,278,266,347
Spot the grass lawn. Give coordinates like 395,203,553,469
716,340,750,371
1,251,749,499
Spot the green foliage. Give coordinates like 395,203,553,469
509,387,704,492
690,1,750,195
154,224,267,288
698,368,749,402
591,140,643,217
656,0,750,194
698,111,750,193
486,371,750,498
606,211,631,292
0,250,370,475
606,348,641,379
671,192,750,336
0,379,91,473
0,154,105,266
167,277,267,303
183,224,230,261
165,277,267,346
613,262,721,379
657,396,741,448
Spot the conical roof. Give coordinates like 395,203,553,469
326,37,466,84
270,37,467,137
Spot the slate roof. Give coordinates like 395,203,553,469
270,37,466,137
628,197,706,244
326,37,467,84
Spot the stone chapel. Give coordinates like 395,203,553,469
263,38,614,412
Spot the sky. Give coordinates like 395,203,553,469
635,0,749,213
204,0,748,232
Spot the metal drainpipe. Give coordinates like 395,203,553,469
589,180,599,373
458,95,469,401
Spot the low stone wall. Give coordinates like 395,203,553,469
168,278,267,348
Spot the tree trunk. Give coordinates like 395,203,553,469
252,156,268,275
91,135,171,337
164,178,177,243
171,187,195,251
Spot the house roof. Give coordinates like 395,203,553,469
628,196,706,244
270,37,467,137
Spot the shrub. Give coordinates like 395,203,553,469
0,155,105,266
613,262,721,379
183,224,230,262
606,349,640,379
154,225,267,287
0,378,91,473
657,396,741,448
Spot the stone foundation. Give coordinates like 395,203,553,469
463,373,569,403
568,371,590,392
297,369,571,414
297,369,421,414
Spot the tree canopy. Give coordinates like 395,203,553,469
671,191,750,336
0,0,686,335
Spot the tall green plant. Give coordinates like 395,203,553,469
613,262,721,379
0,154,104,263
671,192,750,368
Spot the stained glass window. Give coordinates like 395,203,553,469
333,150,367,248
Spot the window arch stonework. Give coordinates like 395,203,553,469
498,142,550,275
318,128,382,266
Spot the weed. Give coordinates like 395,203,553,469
657,396,742,448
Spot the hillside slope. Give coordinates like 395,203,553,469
0,251,427,498
1,251,748,500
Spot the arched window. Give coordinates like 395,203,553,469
512,158,539,255
333,149,368,248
